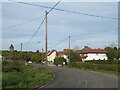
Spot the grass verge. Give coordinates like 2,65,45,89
62,65,119,76
2,61,54,89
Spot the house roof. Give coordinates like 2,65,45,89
57,49,70,56
81,46,106,54
47,50,56,56
83,49,106,53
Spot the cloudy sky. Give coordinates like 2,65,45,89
1,0,118,52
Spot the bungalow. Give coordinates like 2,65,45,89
57,49,69,62
80,46,108,62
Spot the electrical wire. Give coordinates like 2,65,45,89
24,0,61,44
71,26,118,38
47,0,61,14
26,17,46,43
8,0,118,20
48,36,68,49
3,15,44,30
48,26,117,50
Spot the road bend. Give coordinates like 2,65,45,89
34,64,118,88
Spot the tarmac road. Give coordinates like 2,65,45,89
34,64,118,88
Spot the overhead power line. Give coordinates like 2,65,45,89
48,36,68,49
47,0,61,14
4,15,44,30
8,0,118,20
49,26,117,50
25,0,61,43
71,26,118,37
70,27,117,42
27,17,46,43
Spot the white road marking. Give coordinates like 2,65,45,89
84,80,88,89
76,80,81,88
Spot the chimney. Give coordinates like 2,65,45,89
84,46,89,48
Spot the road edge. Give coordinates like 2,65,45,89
33,71,56,89
40,71,55,88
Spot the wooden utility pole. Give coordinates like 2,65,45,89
45,11,48,75
42,48,44,61
21,43,22,60
69,35,71,65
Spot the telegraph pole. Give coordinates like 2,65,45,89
69,35,71,65
45,11,48,75
42,48,44,61
21,43,22,60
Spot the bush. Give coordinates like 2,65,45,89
2,60,24,72
2,64,53,88
54,57,66,65
85,60,120,64
70,62,77,67
70,62,119,72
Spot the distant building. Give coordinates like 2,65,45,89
80,46,108,62
0,54,2,60
47,50,57,65
9,44,14,51
57,49,69,62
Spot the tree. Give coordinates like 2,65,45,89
105,47,118,60
36,50,39,53
31,52,42,63
54,57,66,65
2,50,9,60
68,50,81,62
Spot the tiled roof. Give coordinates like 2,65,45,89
57,49,69,56
47,50,56,56
82,48,106,53
79,46,106,53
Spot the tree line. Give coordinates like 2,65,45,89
2,50,44,63
1,46,120,64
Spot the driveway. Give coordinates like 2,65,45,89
34,64,118,88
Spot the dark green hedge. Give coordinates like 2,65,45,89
85,60,120,64
70,62,119,72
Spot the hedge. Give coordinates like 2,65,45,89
70,62,119,72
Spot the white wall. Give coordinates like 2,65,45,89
63,55,69,62
0,54,2,60
82,53,107,62
47,51,56,62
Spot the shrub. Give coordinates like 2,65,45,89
70,62,77,67
54,57,66,65
70,62,119,72
2,60,24,72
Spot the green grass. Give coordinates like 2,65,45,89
0,60,2,90
2,61,54,88
69,62,120,76
91,69,119,76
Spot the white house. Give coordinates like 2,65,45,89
47,50,57,63
0,54,2,60
80,46,108,62
57,49,69,62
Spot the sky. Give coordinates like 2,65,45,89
1,0,118,52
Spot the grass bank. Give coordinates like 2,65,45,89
2,60,54,89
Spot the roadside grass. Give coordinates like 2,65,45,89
88,69,119,76
62,64,119,76
2,61,54,88
68,62,120,76
0,60,2,90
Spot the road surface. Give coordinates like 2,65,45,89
34,64,118,88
